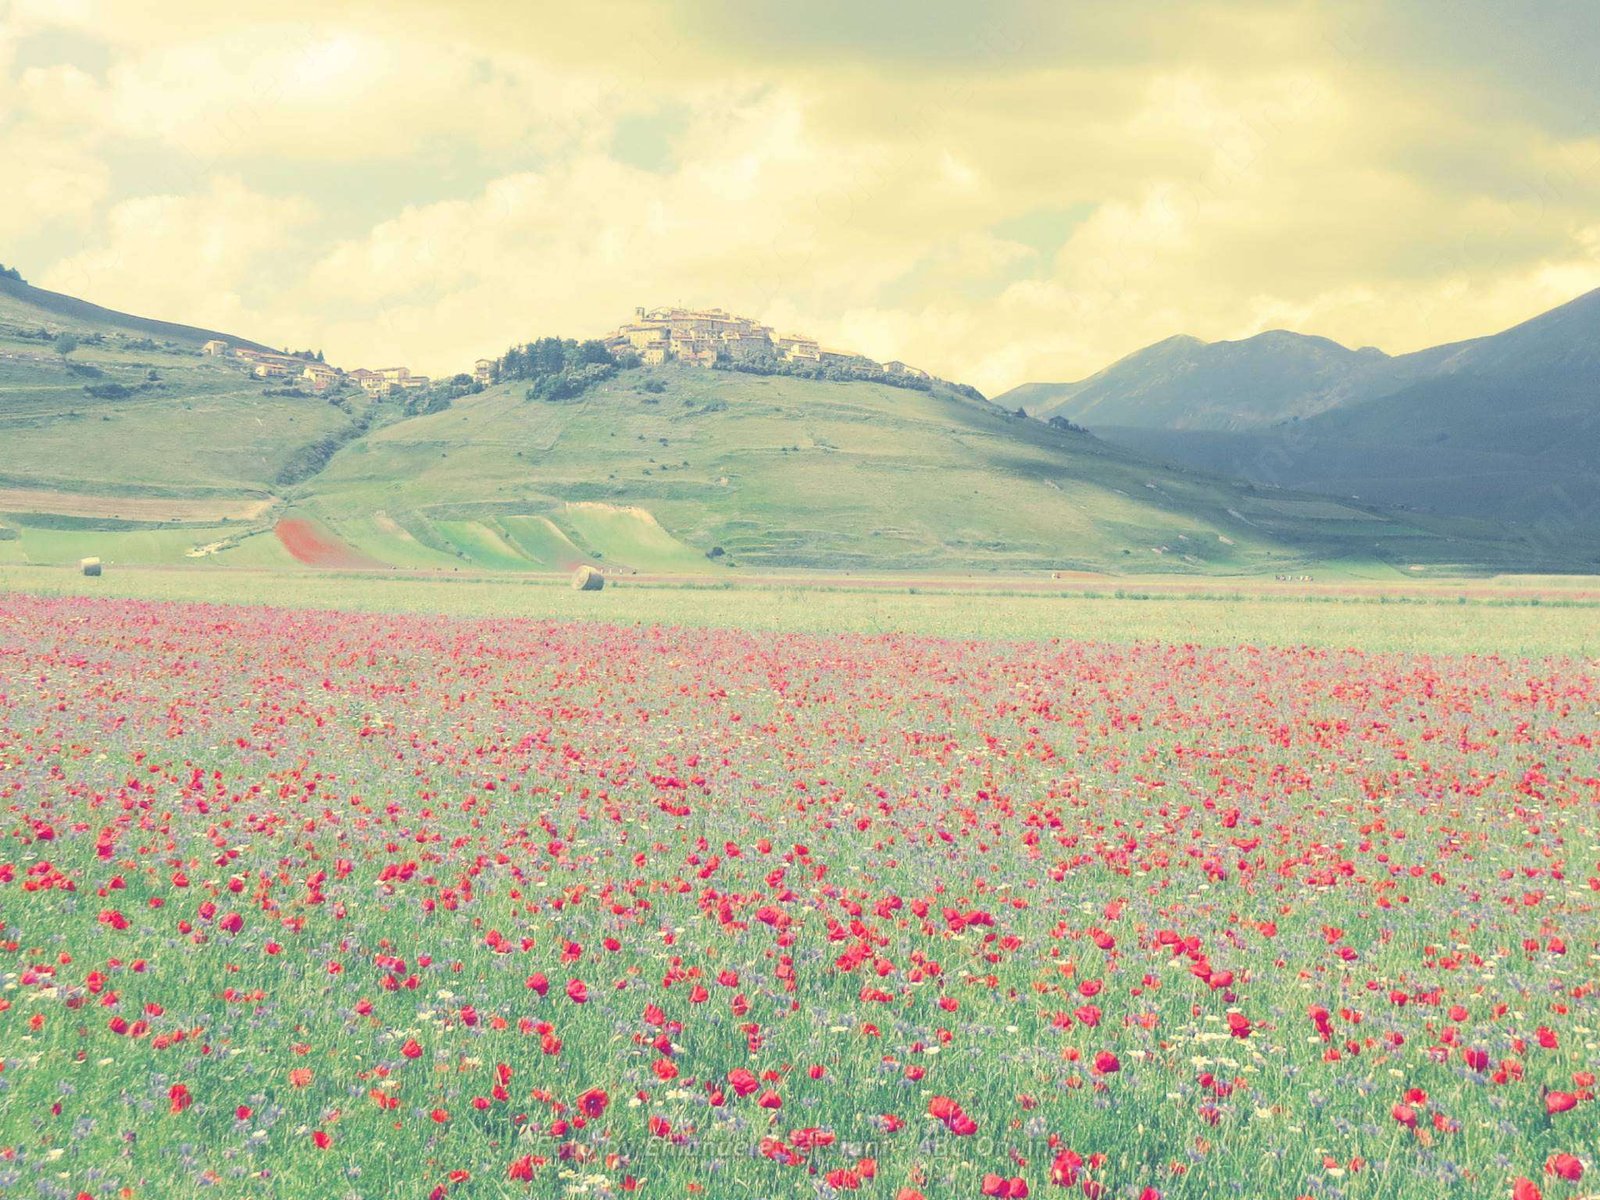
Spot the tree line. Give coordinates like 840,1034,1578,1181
496,337,634,402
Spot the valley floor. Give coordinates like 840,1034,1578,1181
2,562,1596,657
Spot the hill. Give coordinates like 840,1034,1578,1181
0,279,1575,575
289,364,1552,575
1001,289,1600,547
0,275,279,352
0,277,391,570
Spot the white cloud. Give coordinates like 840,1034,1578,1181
6,0,1600,396
39,177,317,337
99,24,620,163
293,87,948,373
0,124,109,244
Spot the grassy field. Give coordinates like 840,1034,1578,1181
0,334,353,495
0,278,367,568
3,562,1596,657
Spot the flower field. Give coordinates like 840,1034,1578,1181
1,594,1597,1200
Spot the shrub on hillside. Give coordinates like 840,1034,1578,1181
712,353,936,392
527,361,617,402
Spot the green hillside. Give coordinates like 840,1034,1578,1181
293,365,1525,574
0,275,278,352
0,279,378,567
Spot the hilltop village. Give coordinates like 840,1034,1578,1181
602,306,930,379
200,306,931,398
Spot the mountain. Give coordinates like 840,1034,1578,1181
0,278,1574,574
0,274,278,352
1004,331,1407,431
1002,288,1600,540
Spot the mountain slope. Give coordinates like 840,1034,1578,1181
0,275,278,352
1003,288,1600,548
0,279,383,569
1005,288,1600,435
1004,331,1403,431
0,278,1573,574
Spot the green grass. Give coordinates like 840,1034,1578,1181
0,523,297,567
4,563,1596,657
434,519,541,570
500,514,592,568
0,281,378,521
555,501,708,571
0,343,353,494
5,594,1590,1198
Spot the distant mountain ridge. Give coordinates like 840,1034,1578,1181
1002,288,1600,533
1002,287,1600,434
1005,330,1402,431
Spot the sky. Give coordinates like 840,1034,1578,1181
3,0,1598,395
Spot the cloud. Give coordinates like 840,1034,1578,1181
0,122,108,245
0,31,108,243
5,0,1600,395
106,30,622,166
38,177,317,338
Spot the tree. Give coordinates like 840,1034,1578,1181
53,333,78,358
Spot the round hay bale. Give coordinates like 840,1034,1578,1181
80,557,102,577
571,565,605,591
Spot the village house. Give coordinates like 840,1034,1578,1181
775,334,821,363
213,340,431,397
341,366,428,395
473,358,495,384
301,362,340,391
231,346,311,379
346,368,388,395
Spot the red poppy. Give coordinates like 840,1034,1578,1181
1545,1154,1583,1182
576,1088,609,1118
